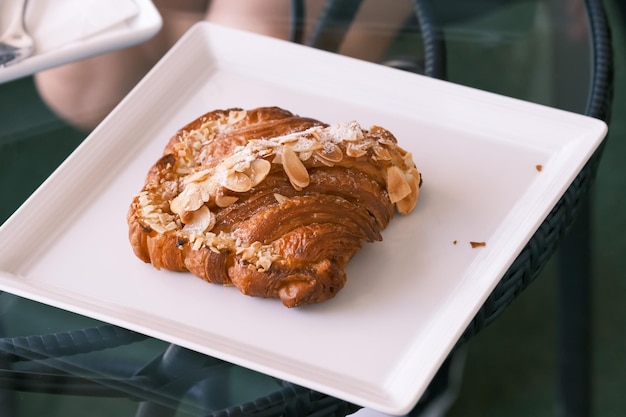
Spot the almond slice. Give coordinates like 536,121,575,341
170,182,203,214
185,168,211,184
248,158,271,186
223,171,252,192
290,138,323,153
222,153,245,170
386,166,411,203
346,143,367,158
227,110,247,125
215,194,239,207
179,210,195,224
372,144,392,161
298,150,313,161
273,193,289,204
271,153,283,165
199,181,212,203
236,241,263,262
282,146,310,190
315,143,343,164
182,204,215,234
403,151,415,168
396,168,421,215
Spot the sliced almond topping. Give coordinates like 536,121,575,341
199,181,212,203
279,136,299,145
271,153,282,165
179,210,195,224
185,169,211,184
169,196,184,215
236,241,263,262
378,138,396,147
346,143,367,158
147,221,167,234
282,146,310,190
247,158,271,186
141,204,156,215
313,154,335,167
387,166,412,203
403,151,415,168
170,182,204,214
373,144,392,161
395,169,420,215
182,205,215,234
215,194,239,207
298,150,313,161
223,171,252,192
227,110,247,124
192,235,204,250
273,193,289,204
315,143,343,163
256,255,272,272
222,153,245,170
290,139,323,154
233,161,249,173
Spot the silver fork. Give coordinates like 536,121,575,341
0,0,34,67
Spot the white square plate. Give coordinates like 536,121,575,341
0,23,606,414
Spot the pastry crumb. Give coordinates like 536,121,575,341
470,241,486,248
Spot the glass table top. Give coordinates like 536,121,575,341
0,1,598,416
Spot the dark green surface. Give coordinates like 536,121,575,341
0,77,86,224
448,2,626,416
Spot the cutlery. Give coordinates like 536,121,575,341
0,0,34,67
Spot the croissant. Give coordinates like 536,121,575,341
127,107,421,307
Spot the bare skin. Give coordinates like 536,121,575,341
34,0,412,130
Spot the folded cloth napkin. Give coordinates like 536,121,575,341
22,0,140,54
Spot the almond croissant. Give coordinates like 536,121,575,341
127,107,421,307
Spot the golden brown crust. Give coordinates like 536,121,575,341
127,106,421,307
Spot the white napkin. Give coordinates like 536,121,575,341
21,0,140,54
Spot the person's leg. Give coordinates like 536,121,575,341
337,0,413,62
34,0,412,130
34,0,209,130
204,0,293,40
